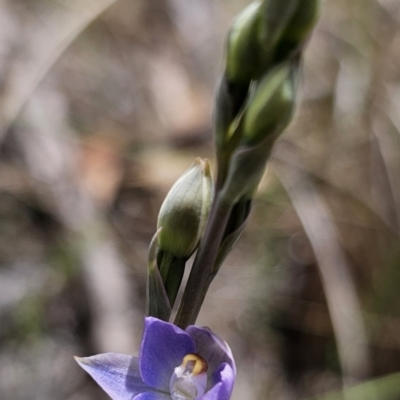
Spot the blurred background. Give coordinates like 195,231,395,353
0,0,400,399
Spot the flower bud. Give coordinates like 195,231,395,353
241,61,297,146
226,0,299,84
157,158,213,259
226,2,263,84
259,0,299,50
274,0,321,60
219,62,299,204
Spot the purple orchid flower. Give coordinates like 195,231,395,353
76,317,236,400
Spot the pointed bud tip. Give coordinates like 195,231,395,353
193,157,211,177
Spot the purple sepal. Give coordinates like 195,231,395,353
76,353,152,400
140,317,195,391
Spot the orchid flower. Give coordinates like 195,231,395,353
76,317,236,400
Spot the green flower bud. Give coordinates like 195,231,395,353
226,0,299,84
274,0,322,60
241,61,297,146
157,158,213,259
218,61,299,204
259,0,299,51
226,1,263,84
285,0,321,42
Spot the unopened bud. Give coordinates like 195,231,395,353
157,158,213,259
241,61,297,146
226,2,263,84
274,0,321,60
259,0,299,51
226,0,300,84
219,62,299,204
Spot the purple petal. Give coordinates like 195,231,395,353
200,363,235,400
185,326,236,388
76,353,153,400
134,392,171,400
140,317,195,391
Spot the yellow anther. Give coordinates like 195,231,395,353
182,354,208,376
